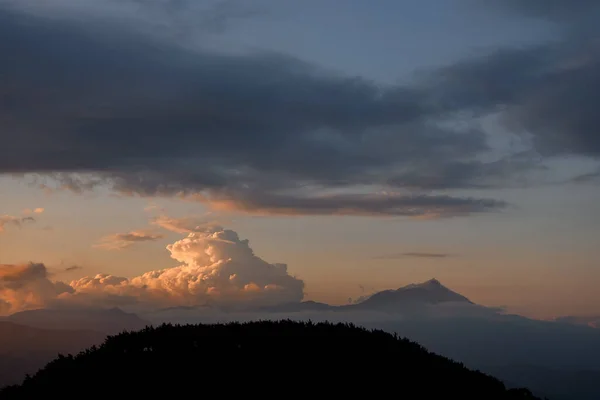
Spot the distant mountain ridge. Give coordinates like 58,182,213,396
260,278,472,313
0,280,598,399
3,307,150,334
348,278,472,311
554,315,600,329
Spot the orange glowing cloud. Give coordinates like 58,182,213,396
0,227,304,315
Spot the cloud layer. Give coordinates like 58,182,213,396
151,215,222,234
0,2,516,217
0,227,304,314
94,231,164,250
1,1,599,215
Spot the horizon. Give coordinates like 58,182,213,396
2,0,600,322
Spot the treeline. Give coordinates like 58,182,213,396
0,320,541,399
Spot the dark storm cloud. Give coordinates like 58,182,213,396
490,0,600,24
0,5,428,174
419,1,600,158
202,192,507,217
2,1,599,218
426,44,600,158
427,1,600,158
0,4,510,217
113,0,262,34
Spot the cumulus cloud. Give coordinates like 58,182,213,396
0,227,304,314
0,263,74,314
94,231,164,250
72,227,304,308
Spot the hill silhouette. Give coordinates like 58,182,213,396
0,320,539,399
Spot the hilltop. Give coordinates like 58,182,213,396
0,320,539,399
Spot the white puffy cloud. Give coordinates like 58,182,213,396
128,227,304,307
0,227,304,314
0,263,74,314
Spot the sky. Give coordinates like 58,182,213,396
1,0,600,319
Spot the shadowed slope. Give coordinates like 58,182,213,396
0,322,106,386
1,320,539,399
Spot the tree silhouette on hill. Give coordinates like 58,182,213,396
0,320,541,399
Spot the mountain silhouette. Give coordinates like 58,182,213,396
554,315,600,329
0,320,539,399
257,300,334,313
259,279,472,313
4,307,150,334
348,278,472,311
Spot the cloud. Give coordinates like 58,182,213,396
71,226,305,309
143,203,164,213
0,215,36,233
198,192,507,217
65,265,83,272
0,3,510,217
151,215,222,234
421,42,600,158
420,2,600,159
0,263,74,314
489,0,600,24
0,216,22,233
0,227,304,314
4,1,599,216
22,208,45,215
94,231,164,250
373,252,453,260
8,0,262,38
